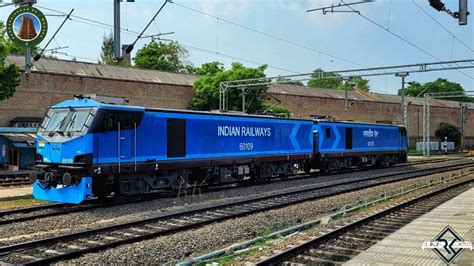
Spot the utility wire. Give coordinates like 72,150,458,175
341,0,473,80
411,0,473,53
35,5,301,74
181,43,301,74
171,1,367,68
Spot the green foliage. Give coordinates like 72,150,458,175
435,122,462,146
399,78,473,102
307,68,370,92
190,62,269,113
275,75,304,86
307,68,342,89
99,32,129,66
261,103,292,117
186,61,224,75
343,76,370,92
0,21,20,101
133,41,191,72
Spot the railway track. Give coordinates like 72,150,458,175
0,157,456,190
0,158,466,226
256,177,473,265
0,160,472,265
0,170,34,188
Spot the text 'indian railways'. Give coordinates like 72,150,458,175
217,126,272,137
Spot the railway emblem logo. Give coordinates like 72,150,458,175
422,226,472,264
6,6,48,47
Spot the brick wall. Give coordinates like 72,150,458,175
0,72,195,126
274,93,474,147
0,71,472,147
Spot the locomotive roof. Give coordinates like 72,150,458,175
52,98,405,127
52,98,314,122
314,120,405,128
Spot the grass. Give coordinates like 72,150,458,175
193,230,273,266
0,198,44,209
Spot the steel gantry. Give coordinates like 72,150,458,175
219,59,474,113
422,90,473,157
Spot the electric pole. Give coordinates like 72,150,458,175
114,0,135,61
395,72,409,127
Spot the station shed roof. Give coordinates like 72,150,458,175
6,55,198,86
6,55,473,109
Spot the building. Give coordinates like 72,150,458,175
2,55,473,148
0,127,36,170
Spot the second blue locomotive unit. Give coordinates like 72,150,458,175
33,97,407,203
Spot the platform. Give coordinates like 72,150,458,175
345,187,474,265
0,186,32,200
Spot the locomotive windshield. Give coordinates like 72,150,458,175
39,107,96,138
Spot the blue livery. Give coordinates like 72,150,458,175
33,98,407,204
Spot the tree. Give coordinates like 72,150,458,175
100,32,114,64
186,61,224,76
435,123,461,147
261,102,292,117
399,78,473,102
0,21,20,101
190,62,268,113
189,62,291,115
307,68,370,92
99,32,129,66
275,76,304,86
134,41,191,72
307,68,342,89
342,76,370,92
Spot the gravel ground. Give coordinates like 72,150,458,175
0,162,440,242
0,159,469,246
62,169,473,264
241,175,474,264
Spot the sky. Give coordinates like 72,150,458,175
0,0,473,95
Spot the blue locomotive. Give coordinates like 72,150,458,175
33,97,407,203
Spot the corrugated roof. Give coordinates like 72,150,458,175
6,55,200,86
7,55,473,108
0,133,36,144
269,84,474,108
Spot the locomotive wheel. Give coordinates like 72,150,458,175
303,163,312,174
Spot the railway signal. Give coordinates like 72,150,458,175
428,0,469,25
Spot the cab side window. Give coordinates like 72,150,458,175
90,109,143,133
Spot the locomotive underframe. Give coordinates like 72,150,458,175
36,149,406,199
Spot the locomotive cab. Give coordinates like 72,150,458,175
35,105,97,187
33,98,146,203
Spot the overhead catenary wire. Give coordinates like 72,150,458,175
411,0,474,53
35,5,301,74
122,0,169,58
341,0,473,80
181,43,301,74
34,8,74,62
171,1,367,68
